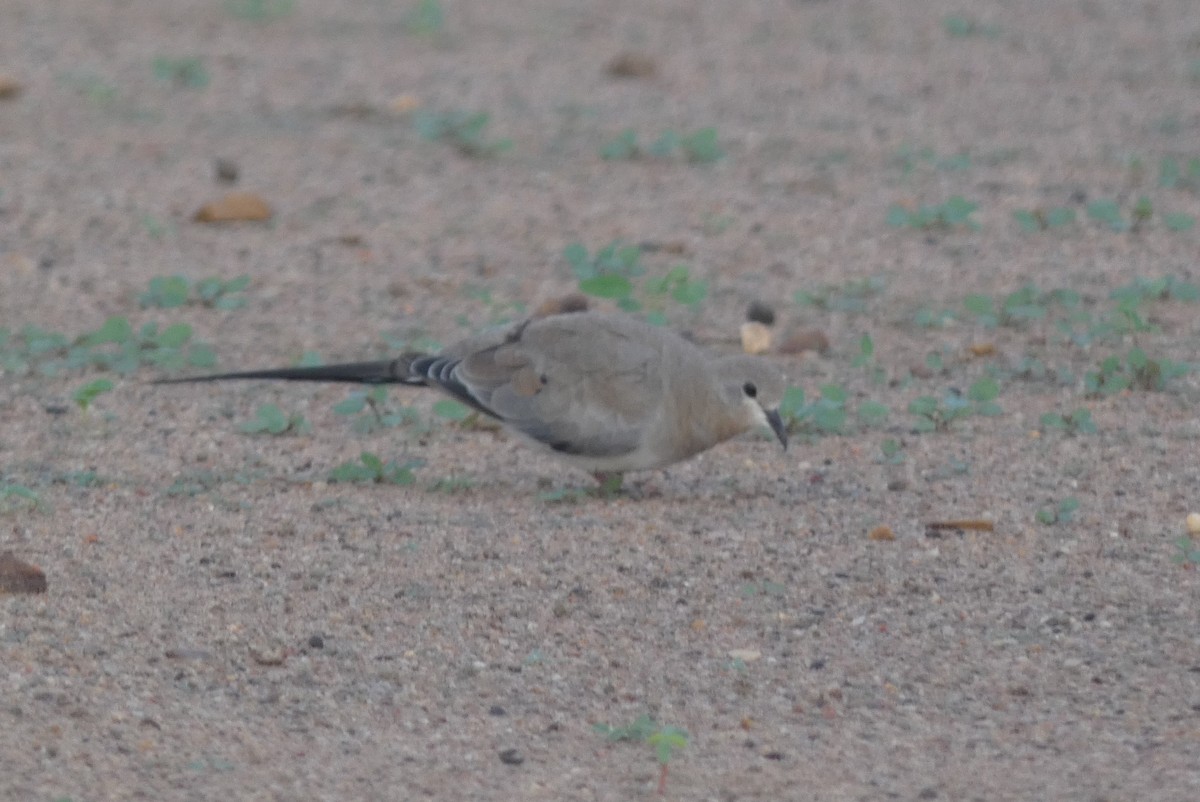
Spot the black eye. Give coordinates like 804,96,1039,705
742,382,757,398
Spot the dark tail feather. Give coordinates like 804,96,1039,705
153,356,427,386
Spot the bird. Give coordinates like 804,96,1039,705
156,308,789,487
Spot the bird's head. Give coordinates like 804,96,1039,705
716,356,789,450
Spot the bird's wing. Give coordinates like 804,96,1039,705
439,313,672,458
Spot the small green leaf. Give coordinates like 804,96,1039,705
967,377,1000,403
579,274,633,299
73,378,114,411
432,399,471,421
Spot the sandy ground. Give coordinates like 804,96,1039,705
2,1,1200,800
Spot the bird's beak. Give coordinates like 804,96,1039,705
765,408,788,451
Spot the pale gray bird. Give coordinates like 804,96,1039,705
158,310,789,484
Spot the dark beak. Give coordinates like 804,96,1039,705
765,408,788,451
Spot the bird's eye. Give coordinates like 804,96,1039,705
742,382,758,398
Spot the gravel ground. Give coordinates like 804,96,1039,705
2,1,1199,800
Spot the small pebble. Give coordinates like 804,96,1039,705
214,158,239,183
740,322,772,355
498,748,524,765
746,301,776,326
778,328,830,355
605,52,657,79
0,551,47,595
308,634,325,649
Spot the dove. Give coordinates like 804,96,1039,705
158,310,788,485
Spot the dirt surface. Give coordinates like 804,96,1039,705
3,1,1200,800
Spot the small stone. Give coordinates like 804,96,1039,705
0,552,47,595
0,75,21,99
488,705,506,716
728,648,762,663
498,748,524,765
534,293,589,318
740,322,772,355
307,634,325,649
214,159,239,183
193,191,272,223
778,328,830,355
746,301,776,326
606,52,657,79
869,525,896,541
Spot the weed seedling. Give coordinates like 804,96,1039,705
73,378,114,411
794,276,885,314
594,715,689,796
333,387,421,434
329,452,422,485
240,404,310,436
0,483,40,512
1039,408,1097,436
140,275,249,310
780,385,848,436
887,196,980,230
1013,206,1076,232
414,110,511,158
225,0,294,21
1171,536,1200,566
405,0,444,36
909,379,1000,432
151,57,210,89
1035,497,1079,525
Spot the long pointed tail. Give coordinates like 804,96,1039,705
153,356,427,386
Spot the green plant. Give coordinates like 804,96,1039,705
1084,348,1191,397
962,285,1073,328
414,110,511,157
428,475,475,493
851,333,888,385
1039,408,1097,436
565,242,706,322
224,0,294,21
151,57,210,89
431,399,472,422
0,482,40,512
1035,497,1079,525
329,452,422,485
594,715,689,796
139,275,249,310
779,385,847,436
2,316,215,378
333,387,421,434
1171,536,1200,566
240,403,310,435
1086,198,1127,231
1110,276,1200,304
943,15,1000,38
679,127,723,164
912,307,957,328
404,0,444,36
879,438,905,464
599,128,639,160
887,196,980,230
1159,156,1200,191
893,146,972,175
794,276,885,313
1013,206,1076,232
599,127,723,163
1163,212,1196,232
73,378,114,411
908,378,1001,432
